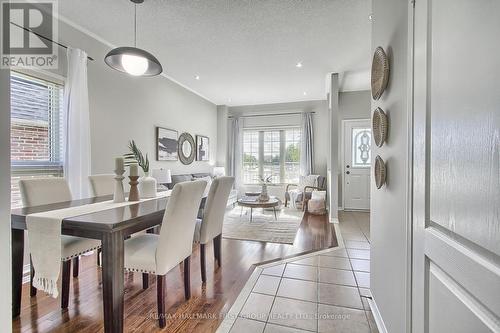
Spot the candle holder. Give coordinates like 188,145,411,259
128,176,140,201
113,169,126,203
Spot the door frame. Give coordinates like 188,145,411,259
340,118,371,211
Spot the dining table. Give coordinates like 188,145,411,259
11,192,171,333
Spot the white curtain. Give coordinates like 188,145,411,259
64,48,90,199
300,112,314,176
227,117,242,189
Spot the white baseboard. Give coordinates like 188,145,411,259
329,217,339,223
368,297,388,333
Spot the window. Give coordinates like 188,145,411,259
242,128,301,184
242,131,259,184
351,128,371,168
10,71,64,208
284,128,301,183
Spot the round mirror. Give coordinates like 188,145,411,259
178,132,195,165
182,140,192,156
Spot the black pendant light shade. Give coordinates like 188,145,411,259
104,46,162,76
104,0,163,77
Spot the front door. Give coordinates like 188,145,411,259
413,1,500,332
343,119,371,210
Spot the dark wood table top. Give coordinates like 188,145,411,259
10,194,169,238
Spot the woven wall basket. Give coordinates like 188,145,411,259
373,107,388,147
371,47,390,100
374,155,386,189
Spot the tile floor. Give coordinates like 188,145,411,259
219,211,377,333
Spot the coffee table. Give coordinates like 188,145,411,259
237,197,280,222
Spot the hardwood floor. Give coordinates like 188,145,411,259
12,212,337,333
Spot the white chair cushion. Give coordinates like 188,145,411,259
311,190,326,201
61,236,101,261
124,234,159,274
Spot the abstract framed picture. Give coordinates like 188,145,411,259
196,135,209,161
156,127,178,161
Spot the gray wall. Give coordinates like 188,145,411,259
0,69,12,330
55,19,218,175
370,0,411,332
340,90,371,120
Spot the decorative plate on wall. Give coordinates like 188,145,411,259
374,155,386,189
373,107,388,147
178,132,195,165
371,46,390,100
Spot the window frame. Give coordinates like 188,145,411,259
241,126,301,185
10,69,66,208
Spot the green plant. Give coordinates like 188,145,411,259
124,140,149,173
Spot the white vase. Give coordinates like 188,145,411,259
139,171,157,199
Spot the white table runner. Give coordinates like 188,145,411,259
27,190,171,298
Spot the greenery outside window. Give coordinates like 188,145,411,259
242,128,301,184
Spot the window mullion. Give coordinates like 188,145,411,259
279,130,285,183
258,131,264,179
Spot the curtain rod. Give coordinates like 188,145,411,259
9,21,95,61
228,111,316,119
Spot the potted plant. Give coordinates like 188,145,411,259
124,140,156,198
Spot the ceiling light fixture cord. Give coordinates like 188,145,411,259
134,3,137,47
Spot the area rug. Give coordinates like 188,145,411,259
222,206,303,244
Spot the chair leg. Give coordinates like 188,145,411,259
214,234,222,267
157,275,166,328
200,244,206,283
142,273,149,289
30,256,37,297
72,257,79,277
61,260,71,309
97,248,101,266
183,256,191,300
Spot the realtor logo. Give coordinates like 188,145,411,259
1,0,58,69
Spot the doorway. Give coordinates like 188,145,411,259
342,119,371,211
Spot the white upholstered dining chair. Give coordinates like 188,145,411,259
88,174,115,197
123,180,206,328
19,178,101,308
193,176,234,283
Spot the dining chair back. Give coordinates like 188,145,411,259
198,176,234,244
19,178,72,207
19,177,101,308
155,180,206,275
88,174,115,197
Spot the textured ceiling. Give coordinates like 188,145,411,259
58,0,371,106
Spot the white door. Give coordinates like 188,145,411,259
343,119,371,210
413,1,500,332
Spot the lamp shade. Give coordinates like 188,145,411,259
152,169,171,184
213,166,226,177
104,47,162,76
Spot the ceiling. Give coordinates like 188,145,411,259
58,0,372,106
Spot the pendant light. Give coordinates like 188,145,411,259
104,0,162,76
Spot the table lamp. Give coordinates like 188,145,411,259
152,168,172,185
213,166,226,177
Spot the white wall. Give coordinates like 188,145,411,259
370,0,412,332
0,69,12,331
216,105,229,168
56,19,218,176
